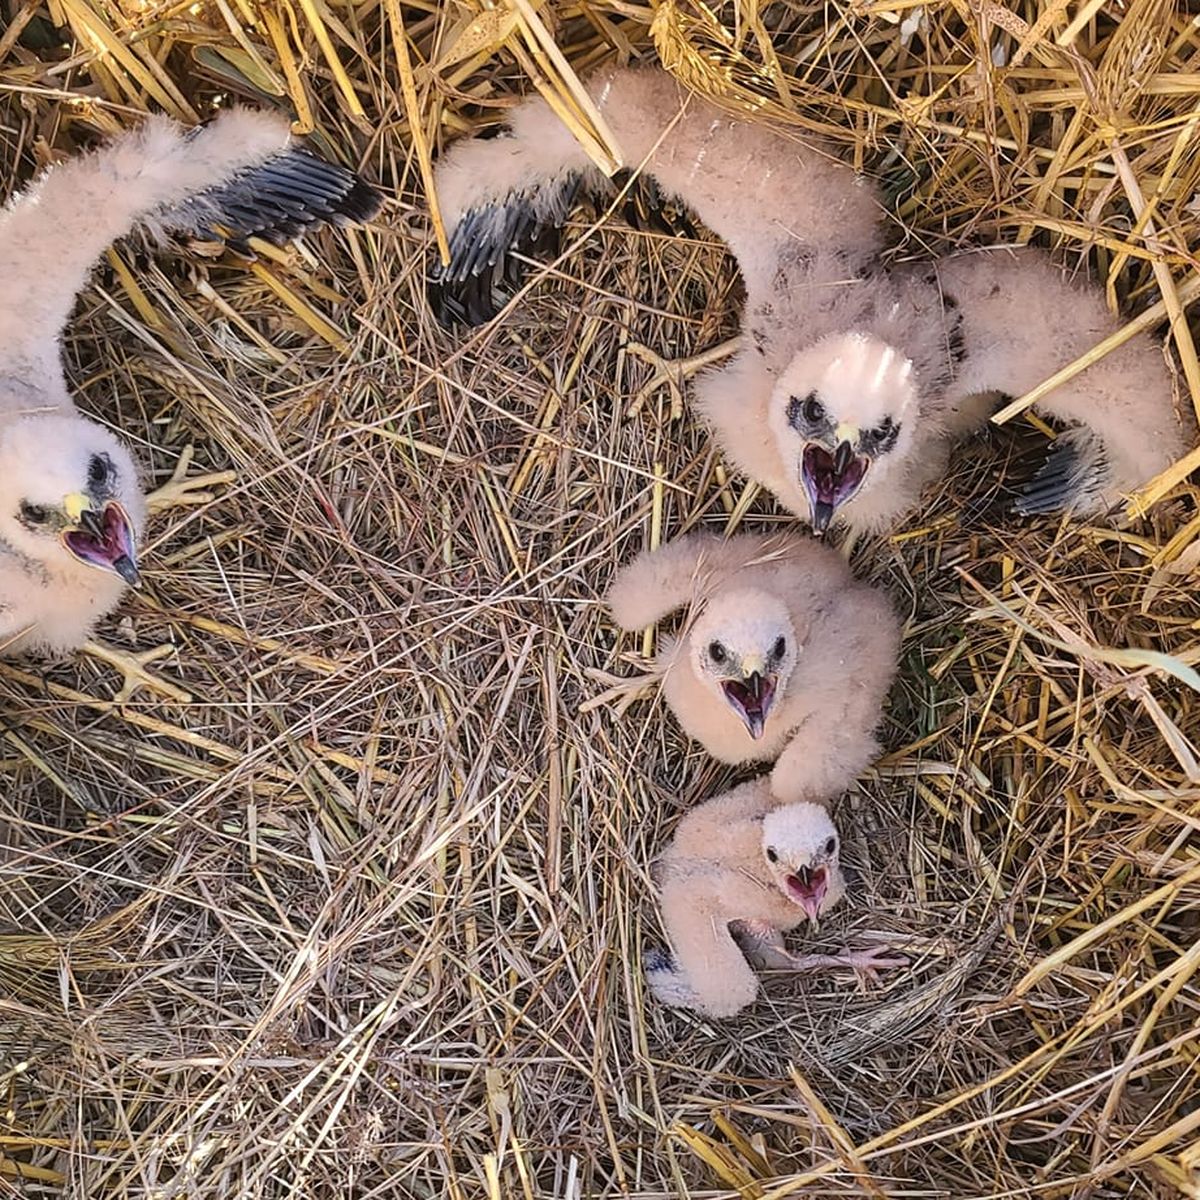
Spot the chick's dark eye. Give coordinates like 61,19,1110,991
772,636,786,659
866,417,899,451
825,837,837,855
709,641,726,664
87,454,110,488
765,847,778,863
19,502,50,525
802,392,824,424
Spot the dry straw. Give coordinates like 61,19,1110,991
1,0,1199,1195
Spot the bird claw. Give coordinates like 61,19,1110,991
772,944,909,990
578,664,662,717
622,338,741,421
146,445,236,514
81,640,192,704
829,946,910,990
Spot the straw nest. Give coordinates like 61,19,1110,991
1,0,1199,1195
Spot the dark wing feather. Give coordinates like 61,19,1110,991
159,146,381,257
428,168,695,328
1012,429,1108,516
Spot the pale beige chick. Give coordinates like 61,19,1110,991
607,530,900,804
433,66,1190,533
647,777,905,1019
0,108,379,657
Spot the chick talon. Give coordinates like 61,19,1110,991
623,339,740,421
81,639,191,704
145,446,237,514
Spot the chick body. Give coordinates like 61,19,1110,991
608,530,900,804
648,778,848,1018
0,108,379,655
433,65,1189,530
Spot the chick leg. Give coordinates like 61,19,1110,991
650,878,759,1018
732,919,799,969
81,640,191,704
770,715,880,806
734,920,907,983
624,337,742,420
146,445,237,514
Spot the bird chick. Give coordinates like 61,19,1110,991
647,778,903,1019
431,66,1190,533
0,107,380,656
607,530,900,804
0,414,144,655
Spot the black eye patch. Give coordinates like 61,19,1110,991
866,417,900,454
787,392,828,432
88,453,114,490
18,501,51,527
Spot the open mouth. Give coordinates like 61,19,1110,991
721,673,775,739
801,443,869,535
63,502,140,586
784,865,828,923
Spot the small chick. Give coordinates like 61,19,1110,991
647,777,904,1018
607,530,900,804
0,107,380,656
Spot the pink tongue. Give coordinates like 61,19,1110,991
805,446,865,503
63,506,138,582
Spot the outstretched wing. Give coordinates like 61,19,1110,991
427,166,693,327
932,247,1187,516
155,143,382,258
0,109,379,416
428,67,880,330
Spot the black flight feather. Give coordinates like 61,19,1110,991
161,146,381,257
428,165,696,328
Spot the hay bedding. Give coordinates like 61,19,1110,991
0,0,1199,1195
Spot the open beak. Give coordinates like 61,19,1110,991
784,865,828,926
720,670,776,739
62,499,140,586
801,441,870,536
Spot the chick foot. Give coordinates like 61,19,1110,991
735,921,907,986
579,663,663,718
146,445,236,514
781,945,908,989
81,640,192,704
624,337,741,420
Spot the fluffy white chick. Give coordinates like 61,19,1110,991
431,65,1189,533
0,415,144,655
0,107,380,657
647,777,905,1019
607,530,900,804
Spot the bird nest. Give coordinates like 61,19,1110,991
2,0,1199,1196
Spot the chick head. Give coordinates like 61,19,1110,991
0,413,144,585
769,332,918,535
690,588,798,739
761,802,846,925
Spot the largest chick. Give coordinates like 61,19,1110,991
430,66,1188,535
0,108,380,657
607,530,899,804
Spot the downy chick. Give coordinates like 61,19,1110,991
607,530,900,804
0,107,380,655
431,65,1189,534
647,777,904,1018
